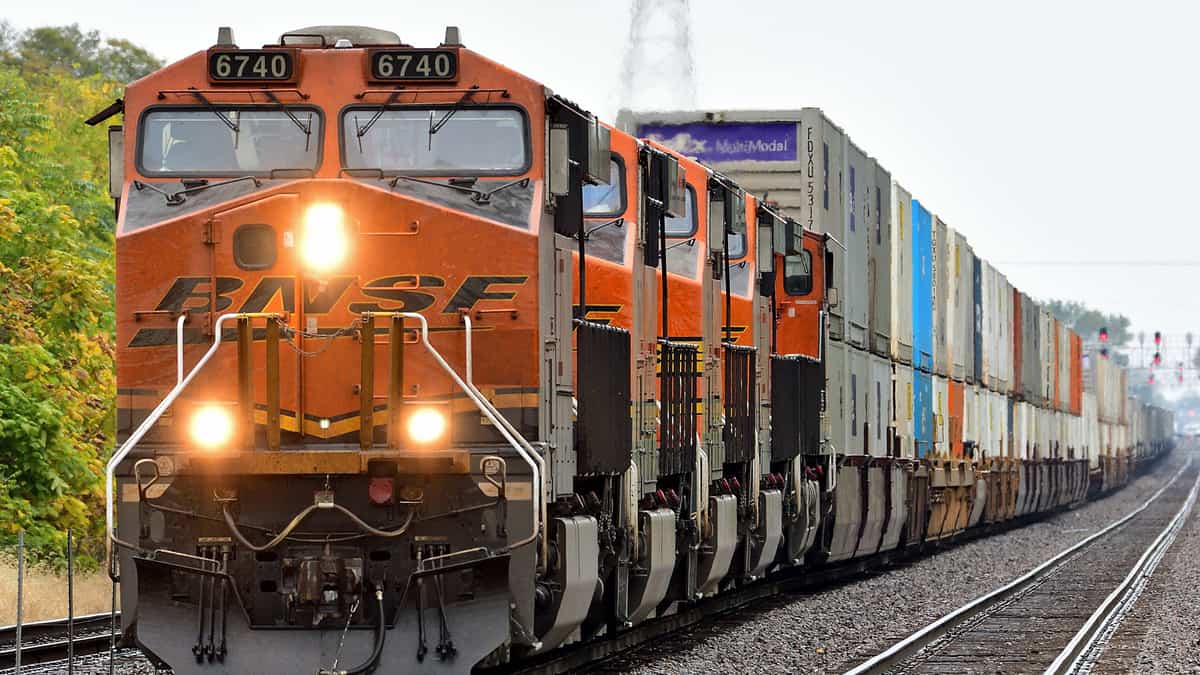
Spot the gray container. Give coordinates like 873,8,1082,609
890,182,914,364
844,141,871,349
932,216,951,377
868,353,892,456
870,162,893,358
1020,292,1040,403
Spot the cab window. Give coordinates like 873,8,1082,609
341,106,529,175
138,107,321,176
783,250,813,295
583,158,625,216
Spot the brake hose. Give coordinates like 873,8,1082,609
319,585,387,675
222,504,415,553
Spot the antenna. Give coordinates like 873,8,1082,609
619,0,698,112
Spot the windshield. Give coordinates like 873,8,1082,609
138,108,319,175
342,107,528,175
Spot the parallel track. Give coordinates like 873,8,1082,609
0,612,120,670
845,457,1199,675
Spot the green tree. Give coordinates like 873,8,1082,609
1043,299,1133,347
0,62,118,566
1,22,161,83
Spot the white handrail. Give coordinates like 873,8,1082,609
107,312,247,558
176,313,187,384
407,312,547,567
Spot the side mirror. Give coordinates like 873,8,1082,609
756,207,775,274
584,119,611,186
549,124,570,197
661,154,686,218
108,125,124,200
708,186,726,254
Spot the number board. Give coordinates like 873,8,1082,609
369,49,458,81
208,50,296,83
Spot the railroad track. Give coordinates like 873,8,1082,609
0,612,120,670
846,457,1200,675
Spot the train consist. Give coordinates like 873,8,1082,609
97,25,1173,674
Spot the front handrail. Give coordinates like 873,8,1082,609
107,313,280,559
107,311,547,571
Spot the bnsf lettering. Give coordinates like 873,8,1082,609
155,277,244,313
130,274,529,347
350,275,445,314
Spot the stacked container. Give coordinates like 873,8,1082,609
844,140,871,348
912,199,934,372
870,163,893,357
952,232,973,382
933,217,951,377
890,183,914,364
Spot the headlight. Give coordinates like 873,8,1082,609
301,203,348,271
190,404,235,450
406,407,448,445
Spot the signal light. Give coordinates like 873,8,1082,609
1100,347,1109,359
1154,331,1162,346
1154,352,1162,365
1149,374,1155,384
1099,327,1109,343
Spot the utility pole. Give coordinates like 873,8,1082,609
619,0,698,112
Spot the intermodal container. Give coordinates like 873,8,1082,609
1039,307,1054,404
869,162,892,357
845,144,871,349
894,362,915,457
1052,318,1062,411
1057,323,1071,412
972,254,983,384
826,340,846,453
915,370,933,457
949,379,964,458
890,182,914,364
912,199,934,372
868,353,892,456
1020,292,1040,403
933,217,951,377
1012,289,1024,397
952,231,973,382
933,375,949,456
1069,331,1082,415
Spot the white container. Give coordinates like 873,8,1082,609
933,375,950,456
848,346,870,454
991,391,1009,458
825,340,847,455
998,273,1014,394
952,232,973,382
868,353,892,457
1084,392,1100,468
1058,325,1071,411
890,182,914,364
870,162,893,357
894,363,915,458
933,217,951,377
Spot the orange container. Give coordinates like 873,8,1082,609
949,380,964,458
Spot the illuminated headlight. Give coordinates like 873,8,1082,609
300,203,348,271
401,402,451,450
406,407,448,445
190,404,235,450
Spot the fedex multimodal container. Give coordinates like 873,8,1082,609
914,370,934,457
870,163,893,357
891,183,914,364
933,217,951,377
952,232,974,382
912,199,934,372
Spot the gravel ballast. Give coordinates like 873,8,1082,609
595,450,1190,675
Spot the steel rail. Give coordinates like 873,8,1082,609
1047,467,1200,674
843,456,1194,675
0,613,119,669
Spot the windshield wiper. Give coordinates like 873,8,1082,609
354,90,404,150
187,89,239,134
134,176,262,206
389,174,530,205
426,86,480,149
263,91,312,151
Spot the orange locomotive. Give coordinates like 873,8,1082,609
98,25,826,673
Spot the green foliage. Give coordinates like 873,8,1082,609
0,21,161,83
1043,299,1132,347
0,43,128,568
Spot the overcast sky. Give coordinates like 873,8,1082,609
6,0,1199,365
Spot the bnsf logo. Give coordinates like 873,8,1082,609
128,274,527,347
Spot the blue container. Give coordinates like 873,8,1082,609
914,370,933,458
911,199,934,373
